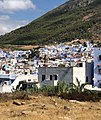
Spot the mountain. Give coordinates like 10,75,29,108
0,0,100,45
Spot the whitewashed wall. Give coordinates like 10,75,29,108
94,48,101,87
73,62,86,86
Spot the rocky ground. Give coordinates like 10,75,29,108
0,95,101,120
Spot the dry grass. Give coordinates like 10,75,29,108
19,45,40,50
0,94,101,120
1,44,41,50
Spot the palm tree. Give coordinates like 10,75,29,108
69,78,87,93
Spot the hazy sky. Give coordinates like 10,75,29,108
0,0,68,35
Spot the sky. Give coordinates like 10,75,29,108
0,0,68,35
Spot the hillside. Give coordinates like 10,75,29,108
0,94,101,120
0,0,101,45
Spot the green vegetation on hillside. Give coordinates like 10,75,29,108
0,0,100,45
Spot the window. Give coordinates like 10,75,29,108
28,79,31,82
50,75,53,80
86,76,88,82
54,75,58,80
99,83,101,88
42,75,45,81
77,63,83,67
99,55,101,60
98,69,101,74
99,80,101,88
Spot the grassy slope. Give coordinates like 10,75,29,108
0,0,100,45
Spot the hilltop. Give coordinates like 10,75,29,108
0,0,100,45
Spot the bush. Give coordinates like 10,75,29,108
0,93,12,102
26,85,39,94
39,85,57,96
59,91,100,102
12,91,30,100
0,91,30,102
55,82,69,95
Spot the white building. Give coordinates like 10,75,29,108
38,61,93,87
94,47,101,87
73,61,93,86
0,73,39,93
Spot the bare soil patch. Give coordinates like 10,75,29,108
0,95,101,120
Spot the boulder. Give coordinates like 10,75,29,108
13,101,21,106
64,106,71,111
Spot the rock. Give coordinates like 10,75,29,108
13,101,21,106
58,116,71,120
28,103,47,110
88,105,101,110
88,107,93,109
21,110,37,115
21,111,31,115
88,105,94,109
69,100,86,105
54,102,58,106
96,108,101,110
29,96,38,99
51,98,58,106
11,111,21,117
33,96,38,99
52,98,56,102
40,104,47,110
41,104,46,108
28,103,38,106
21,102,26,105
64,106,71,111
41,111,45,114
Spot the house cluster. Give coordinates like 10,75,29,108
39,42,93,67
38,41,94,87
0,50,38,92
0,41,101,93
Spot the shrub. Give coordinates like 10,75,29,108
39,85,57,96
55,82,69,95
0,93,12,102
12,91,30,100
26,85,39,94
59,90,101,102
